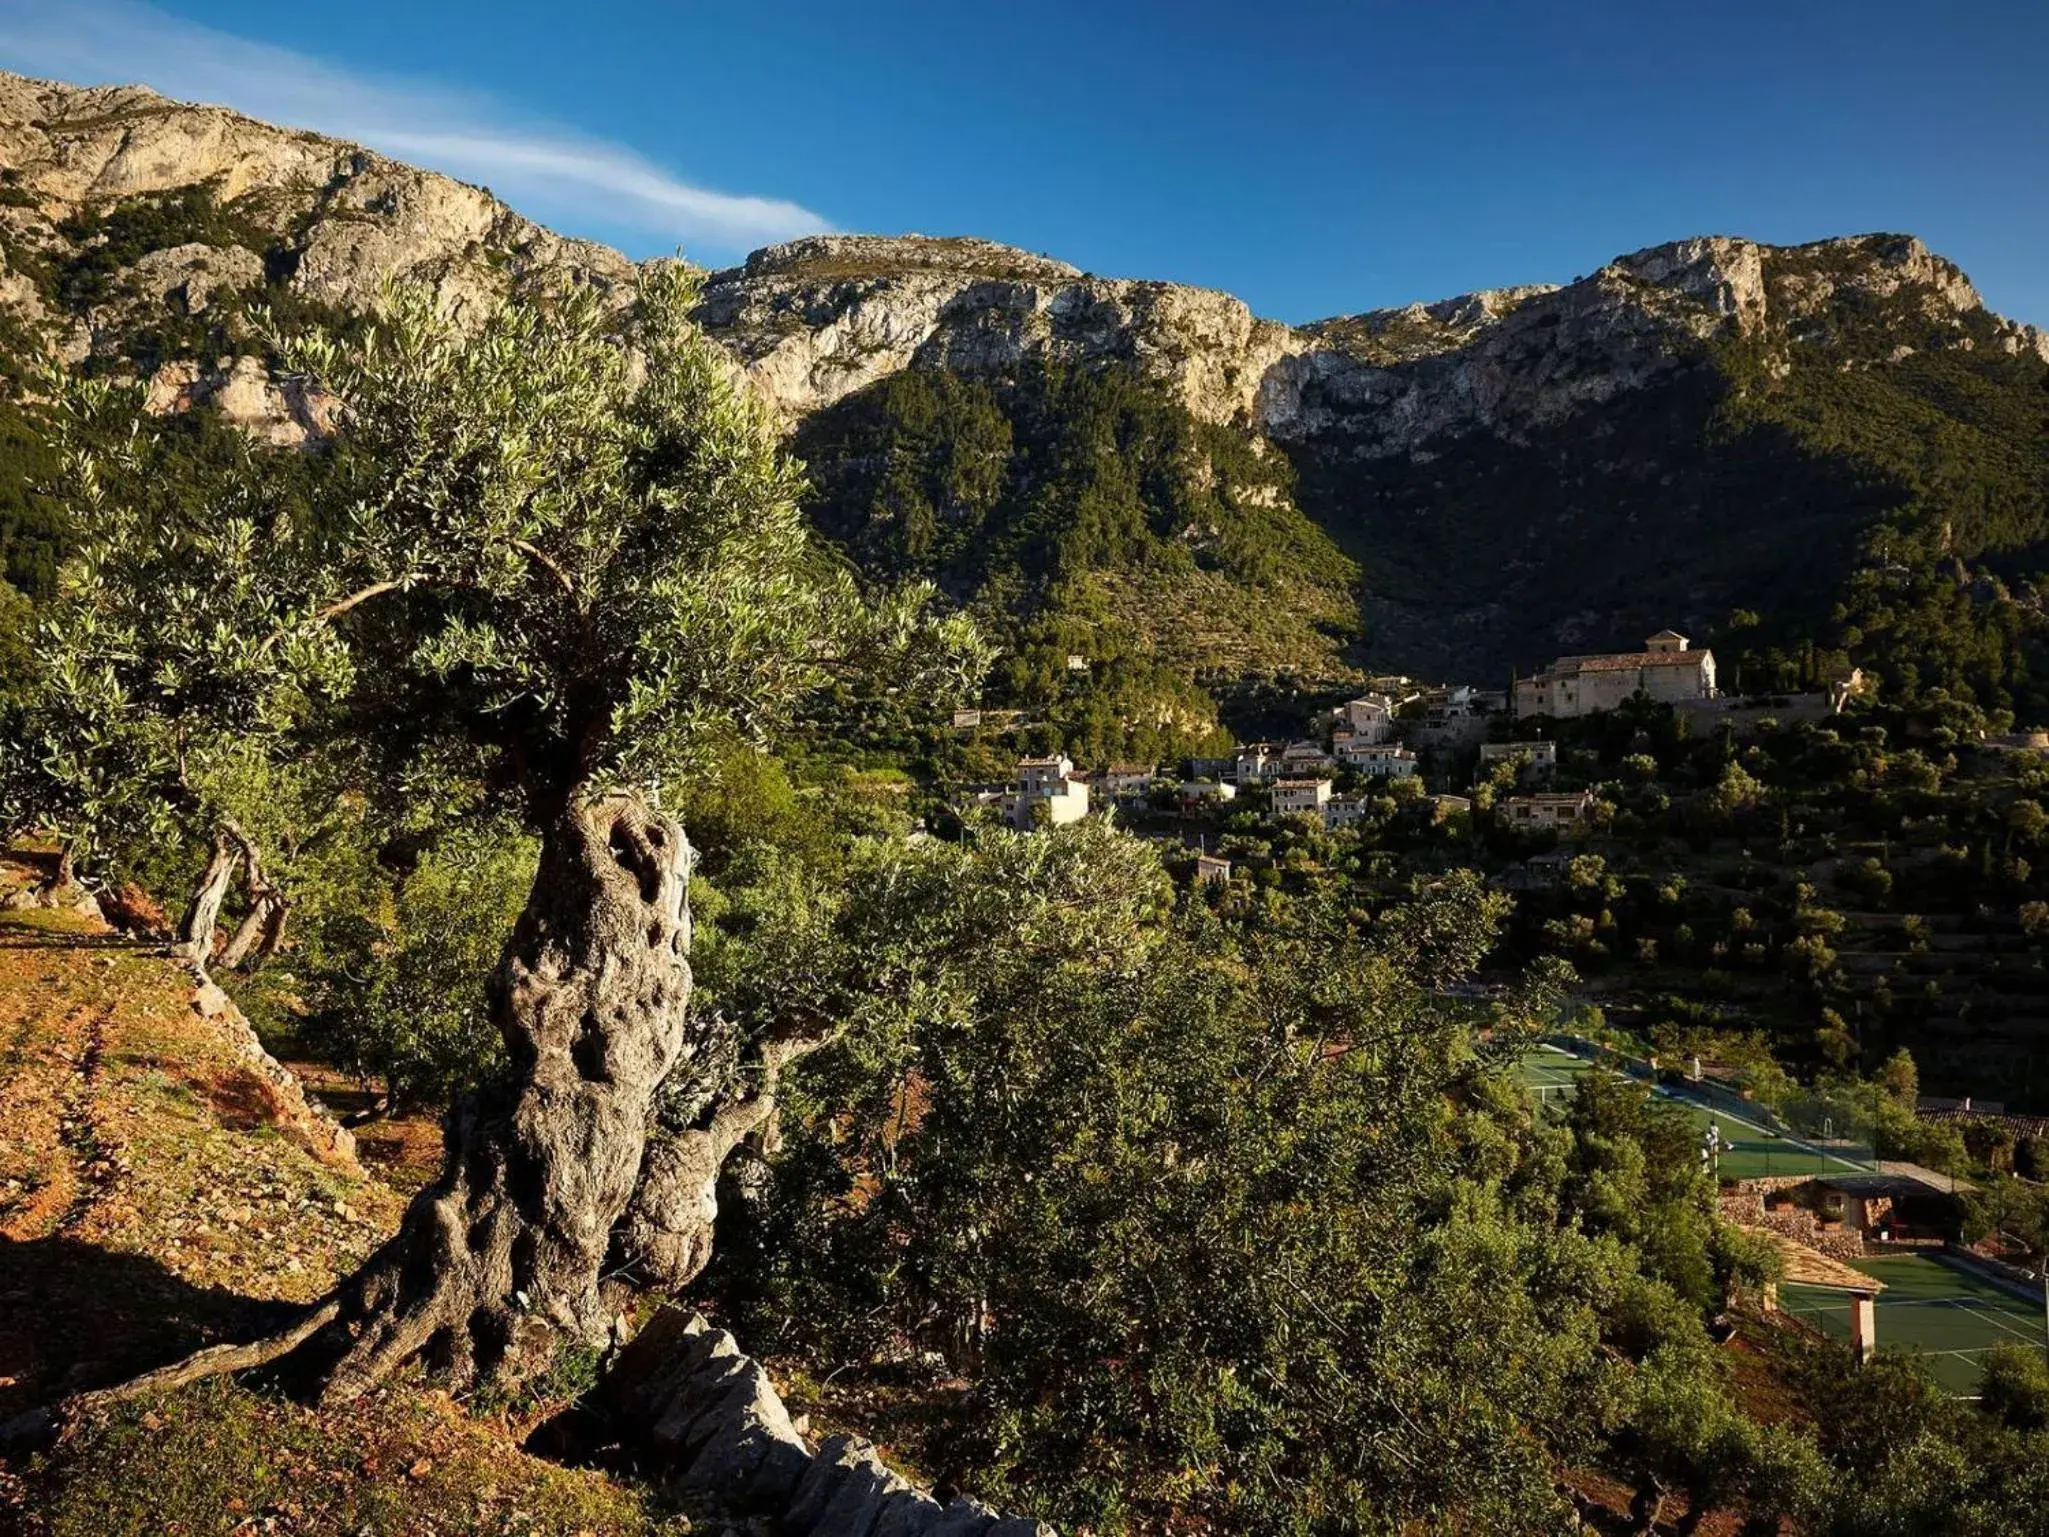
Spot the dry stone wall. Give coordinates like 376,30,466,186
603,1308,1055,1537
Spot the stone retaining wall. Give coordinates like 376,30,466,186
603,1308,1055,1537
1720,1189,1866,1260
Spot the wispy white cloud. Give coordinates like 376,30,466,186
0,0,834,256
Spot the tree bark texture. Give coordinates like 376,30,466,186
290,791,701,1403
608,1025,834,1294
217,831,288,971
172,827,241,967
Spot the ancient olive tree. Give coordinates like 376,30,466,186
27,265,983,1413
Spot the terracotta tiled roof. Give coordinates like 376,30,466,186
1549,652,1710,675
1746,1227,1885,1292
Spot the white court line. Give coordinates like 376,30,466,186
1953,1303,2044,1343
1539,1044,1867,1172
1790,1296,2041,1345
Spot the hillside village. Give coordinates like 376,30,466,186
965,630,1864,873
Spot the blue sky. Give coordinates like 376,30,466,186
3,0,2045,326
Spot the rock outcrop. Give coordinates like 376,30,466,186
188,971,363,1177
604,1308,1054,1537
143,354,337,447
1258,233,2049,457
0,73,632,361
695,232,1295,426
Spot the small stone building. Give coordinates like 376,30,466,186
1514,631,1717,718
1500,789,1595,830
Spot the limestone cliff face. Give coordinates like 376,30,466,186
695,229,2047,457
1259,234,2049,458
695,233,1297,426
0,75,631,318
0,74,632,441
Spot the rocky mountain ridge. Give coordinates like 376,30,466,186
0,73,629,326
4,72,2048,691
702,230,2048,450
6,74,2040,455
1261,233,2048,458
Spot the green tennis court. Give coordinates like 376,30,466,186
1515,1049,1597,1108
1781,1254,2047,1395
1677,1103,1853,1181
1514,1048,1857,1180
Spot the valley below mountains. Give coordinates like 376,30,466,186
11,64,2049,1537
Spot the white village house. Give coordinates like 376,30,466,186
1178,778,1238,809
1341,694,1403,744
1340,743,1419,778
1234,742,1286,784
1323,794,1370,828
1514,631,1716,718
1273,778,1334,815
1006,755,1091,830
1101,764,1157,803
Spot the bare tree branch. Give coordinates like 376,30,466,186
511,539,576,602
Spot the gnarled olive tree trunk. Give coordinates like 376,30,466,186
608,1022,836,1294
289,790,705,1402
217,832,289,971
9,789,826,1440
171,825,241,967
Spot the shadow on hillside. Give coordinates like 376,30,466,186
0,1234,300,1419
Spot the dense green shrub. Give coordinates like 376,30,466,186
302,823,536,1110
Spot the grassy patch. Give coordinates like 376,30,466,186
21,1377,697,1537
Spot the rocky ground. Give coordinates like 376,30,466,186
0,856,698,1536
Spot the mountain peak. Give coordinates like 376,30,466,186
727,234,1084,285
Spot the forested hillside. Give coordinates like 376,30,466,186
795,362,1360,756
1284,238,2049,715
